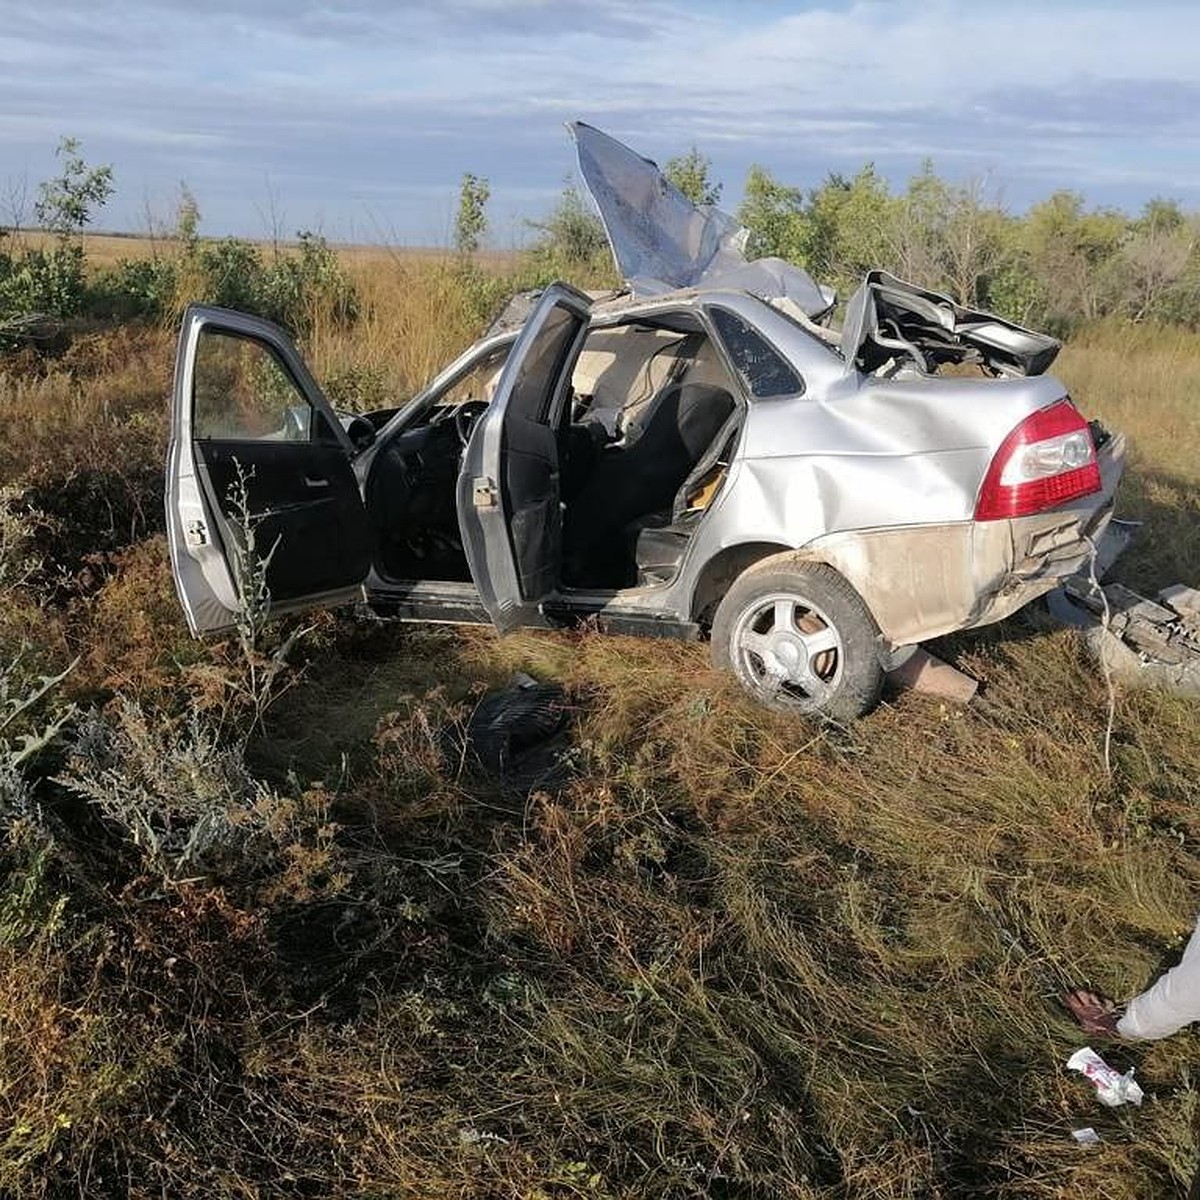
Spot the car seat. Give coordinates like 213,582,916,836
563,381,735,586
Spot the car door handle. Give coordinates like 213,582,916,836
303,475,331,489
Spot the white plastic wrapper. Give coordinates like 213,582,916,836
1067,1047,1145,1107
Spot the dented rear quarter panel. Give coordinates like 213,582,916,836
675,298,1122,644
733,370,1071,537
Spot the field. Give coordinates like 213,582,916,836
2,246,1200,1199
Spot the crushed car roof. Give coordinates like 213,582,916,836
569,122,833,319
570,123,1062,378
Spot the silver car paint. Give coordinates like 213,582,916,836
350,284,1121,650
456,283,592,632
167,123,1125,662
569,122,833,317
167,305,366,635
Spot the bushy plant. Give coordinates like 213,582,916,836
454,173,490,255
58,699,338,884
174,230,358,336
88,255,178,320
526,182,615,284
34,137,113,238
192,236,267,312
0,137,112,325
0,243,87,319
664,147,723,207
321,361,391,412
0,496,74,823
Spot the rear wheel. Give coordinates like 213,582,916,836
710,558,884,719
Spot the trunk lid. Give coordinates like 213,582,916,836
842,271,1061,378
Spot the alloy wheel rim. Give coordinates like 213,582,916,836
732,591,844,708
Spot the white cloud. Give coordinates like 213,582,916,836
0,0,1196,237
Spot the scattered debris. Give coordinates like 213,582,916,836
1047,522,1200,697
0,312,64,351
449,673,572,789
1071,1126,1102,1145
1067,1046,1144,1107
886,647,979,704
458,1127,510,1148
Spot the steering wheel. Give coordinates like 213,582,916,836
454,399,490,448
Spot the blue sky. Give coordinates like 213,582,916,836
1,0,1197,244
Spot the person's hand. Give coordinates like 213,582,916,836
1064,989,1121,1036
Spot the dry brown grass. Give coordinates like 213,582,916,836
2,269,1200,1197
11,229,521,272
1056,321,1200,587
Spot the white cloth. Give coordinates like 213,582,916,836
1117,913,1200,1040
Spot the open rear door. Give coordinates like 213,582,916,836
457,284,590,632
166,305,372,635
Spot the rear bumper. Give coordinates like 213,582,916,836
800,432,1126,647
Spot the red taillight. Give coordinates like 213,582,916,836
974,399,1101,521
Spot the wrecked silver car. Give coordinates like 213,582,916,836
166,123,1125,718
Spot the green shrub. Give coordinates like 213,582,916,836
173,231,358,336
0,496,74,824
88,256,178,320
0,137,112,326
0,244,87,319
193,236,266,313
526,183,616,286
58,699,328,882
322,361,391,412
259,231,359,331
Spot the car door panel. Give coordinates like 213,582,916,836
194,439,370,602
457,284,591,631
167,305,371,635
505,429,560,597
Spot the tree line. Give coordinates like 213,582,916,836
4,137,1199,343
730,160,1199,333
612,148,1199,334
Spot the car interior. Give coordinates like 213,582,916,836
365,314,742,592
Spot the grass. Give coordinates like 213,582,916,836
1,259,1199,1197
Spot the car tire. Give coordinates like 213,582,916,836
710,556,884,719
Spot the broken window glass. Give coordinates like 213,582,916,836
709,307,803,399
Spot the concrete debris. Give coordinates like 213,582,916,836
886,647,979,704
1044,520,1200,698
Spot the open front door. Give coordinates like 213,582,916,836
167,305,372,635
457,284,590,632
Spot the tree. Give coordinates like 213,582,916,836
818,165,895,287
35,137,113,238
1022,191,1127,328
664,147,722,207
889,161,949,290
1116,198,1196,322
736,166,807,262
176,182,201,248
528,182,609,266
0,136,114,320
454,173,490,255
891,166,1006,306
940,179,1005,308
